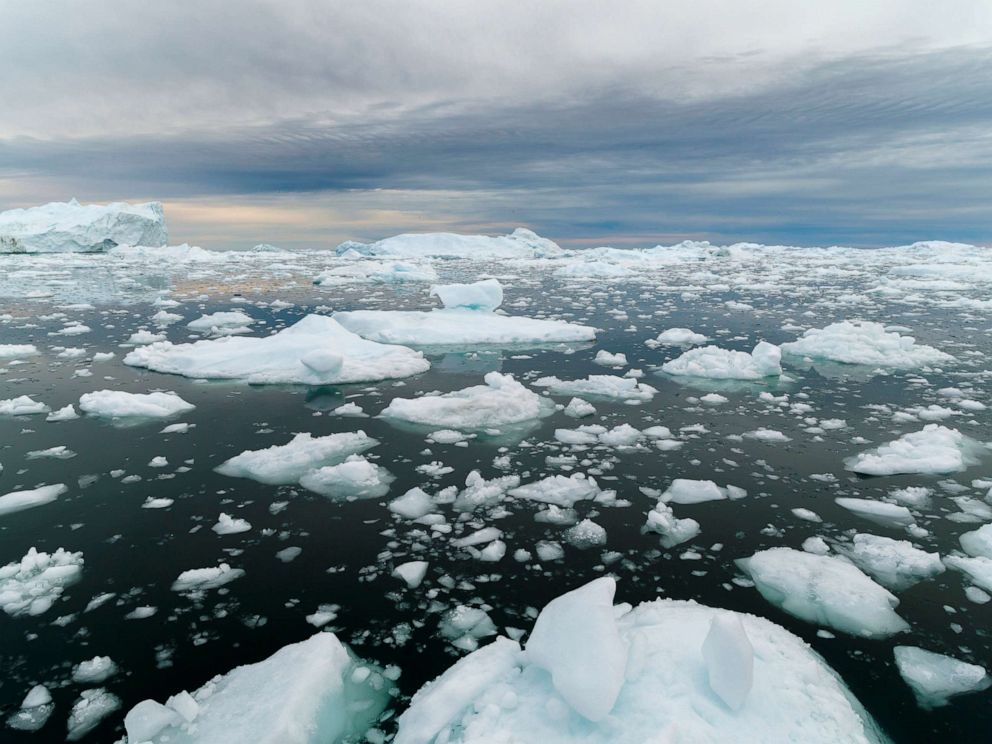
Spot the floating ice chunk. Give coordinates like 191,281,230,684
662,341,782,379
533,374,657,401
122,633,390,744
660,478,744,504
389,487,437,519
6,684,54,732
0,395,50,416
702,613,754,711
440,606,498,651
594,350,627,367
0,483,67,518
78,390,194,419
396,581,890,744
382,372,551,430
451,527,503,549
212,513,252,535
652,328,708,346
331,402,366,417
835,498,915,528
128,329,166,345
431,278,504,311
894,646,990,709
298,456,394,500
509,473,605,507
845,425,980,475
960,523,992,559
0,343,39,358
563,398,596,417
216,431,378,485
526,577,627,721
0,546,83,616
841,534,944,591
781,321,952,367
46,404,80,421
744,428,791,442
72,656,118,684
565,519,607,549
187,311,256,335
738,548,909,638
453,471,521,511
700,392,728,404
152,310,183,326
171,563,244,593
0,199,167,253
393,560,429,588
66,688,121,740
334,307,594,346
338,228,561,259
645,501,701,548
125,314,429,384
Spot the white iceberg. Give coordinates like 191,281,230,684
171,563,244,594
737,548,909,638
0,546,83,617
395,578,890,744
79,390,195,419
841,533,944,591
0,483,67,518
894,646,990,709
187,311,256,335
781,321,952,367
0,395,50,416
0,199,168,253
508,473,606,508
0,343,39,358
845,425,981,476
644,501,701,548
298,456,394,500
533,374,657,401
336,227,561,259
315,260,438,286
6,684,54,732
381,372,552,431
215,431,378,485
660,478,745,504
122,633,391,743
66,688,121,741
651,328,708,346
662,341,782,380
335,279,595,346
125,314,429,385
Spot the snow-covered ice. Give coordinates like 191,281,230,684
894,646,990,709
781,321,952,368
0,199,167,253
79,390,195,419
662,341,782,380
845,425,981,475
0,483,67,517
125,314,429,384
0,547,84,617
216,431,378,485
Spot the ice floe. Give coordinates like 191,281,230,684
845,425,981,475
894,646,990,709
125,314,429,384
781,321,952,368
215,431,378,485
79,390,195,419
662,341,782,380
0,547,84,617
0,483,67,518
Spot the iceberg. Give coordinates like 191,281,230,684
335,279,595,346
845,425,981,476
298,456,394,500
336,227,561,259
738,548,909,638
533,374,657,401
0,546,83,617
395,578,890,744
841,533,944,591
781,321,952,367
125,314,429,385
0,483,67,518
894,646,990,709
121,633,391,743
0,199,167,253
662,341,782,380
79,390,195,419
381,372,552,430
216,431,378,485
650,328,708,346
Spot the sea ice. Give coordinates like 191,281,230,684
298,456,394,499
738,548,909,638
78,390,194,419
533,374,657,401
651,328,708,346
338,227,561,259
0,483,67,517
781,321,952,367
6,685,54,732
0,199,167,253
0,395,50,416
216,432,378,485
508,473,606,507
661,341,782,380
0,547,83,616
845,425,980,475
841,533,944,591
894,646,990,709
125,314,429,385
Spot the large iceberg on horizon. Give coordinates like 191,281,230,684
394,577,890,744
0,199,168,253
121,633,392,743
335,227,562,259
124,315,430,385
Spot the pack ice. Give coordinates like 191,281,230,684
781,321,952,367
394,578,889,744
334,279,595,346
125,315,429,384
0,199,168,253
121,633,392,743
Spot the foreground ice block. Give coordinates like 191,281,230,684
122,633,392,743
395,578,890,744
661,341,782,380
781,321,952,368
381,372,552,430
737,548,909,638
125,315,429,385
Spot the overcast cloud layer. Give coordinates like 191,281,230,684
2,0,990,248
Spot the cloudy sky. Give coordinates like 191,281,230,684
2,1,990,249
